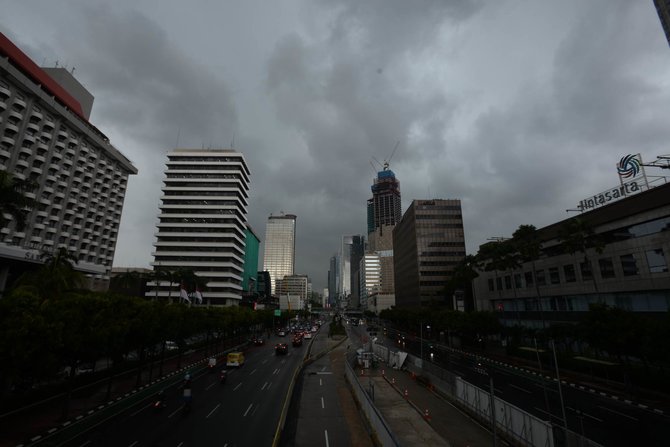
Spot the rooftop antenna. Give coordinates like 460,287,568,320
231,132,236,148
70,66,76,75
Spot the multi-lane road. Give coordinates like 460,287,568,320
49,333,307,447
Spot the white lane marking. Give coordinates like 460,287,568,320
261,382,269,391
510,384,532,394
79,442,92,447
243,403,253,417
206,403,220,418
267,382,273,390
321,397,325,409
130,402,152,417
567,407,604,423
597,405,639,421
205,381,216,390
262,359,268,364
321,366,326,372
273,368,280,375
128,442,138,447
325,429,330,447
168,406,183,418
233,383,242,391
319,379,322,386
250,368,257,375
177,443,184,447
281,359,286,364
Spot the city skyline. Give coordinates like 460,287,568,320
3,2,670,292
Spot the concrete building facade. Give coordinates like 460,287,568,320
393,199,466,307
0,32,137,293
473,181,670,327
151,149,250,306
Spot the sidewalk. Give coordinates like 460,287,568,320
342,326,494,447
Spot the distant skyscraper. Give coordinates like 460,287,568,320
151,149,250,306
366,164,400,311
328,254,338,306
367,164,401,235
263,213,296,295
393,199,466,307
654,0,670,47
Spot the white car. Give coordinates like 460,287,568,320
303,332,313,339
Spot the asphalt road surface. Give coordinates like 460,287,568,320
57,336,304,447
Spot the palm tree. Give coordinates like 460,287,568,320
12,248,85,302
558,217,605,294
0,171,37,231
511,224,547,330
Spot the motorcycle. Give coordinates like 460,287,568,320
219,370,227,384
153,390,167,411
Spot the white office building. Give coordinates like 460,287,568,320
151,149,250,306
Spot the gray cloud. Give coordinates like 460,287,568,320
3,0,670,292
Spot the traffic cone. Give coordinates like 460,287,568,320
392,377,396,384
424,409,431,421
381,369,385,376
404,389,408,399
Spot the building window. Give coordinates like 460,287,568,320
580,261,593,281
563,264,576,282
488,278,494,292
536,269,546,286
514,273,522,288
646,249,668,273
504,275,512,290
599,258,615,279
620,254,639,276
496,277,503,291
549,267,560,284
524,271,533,288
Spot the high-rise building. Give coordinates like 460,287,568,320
339,234,365,308
654,0,670,47
0,33,137,293
328,254,338,306
366,164,400,311
359,253,381,309
393,199,466,307
367,164,401,234
263,212,296,295
151,149,250,306
242,224,260,293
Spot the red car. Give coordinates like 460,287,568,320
275,343,288,355
292,337,303,347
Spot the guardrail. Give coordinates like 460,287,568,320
344,352,401,447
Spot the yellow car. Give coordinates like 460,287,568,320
226,352,245,367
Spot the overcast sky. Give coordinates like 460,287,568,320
3,1,670,292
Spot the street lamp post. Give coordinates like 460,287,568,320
420,322,430,367
474,360,498,447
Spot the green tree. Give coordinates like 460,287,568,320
511,224,548,331
12,248,86,302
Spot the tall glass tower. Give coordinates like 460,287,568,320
262,213,296,295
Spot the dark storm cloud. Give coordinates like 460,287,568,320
56,4,238,150
4,1,669,292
